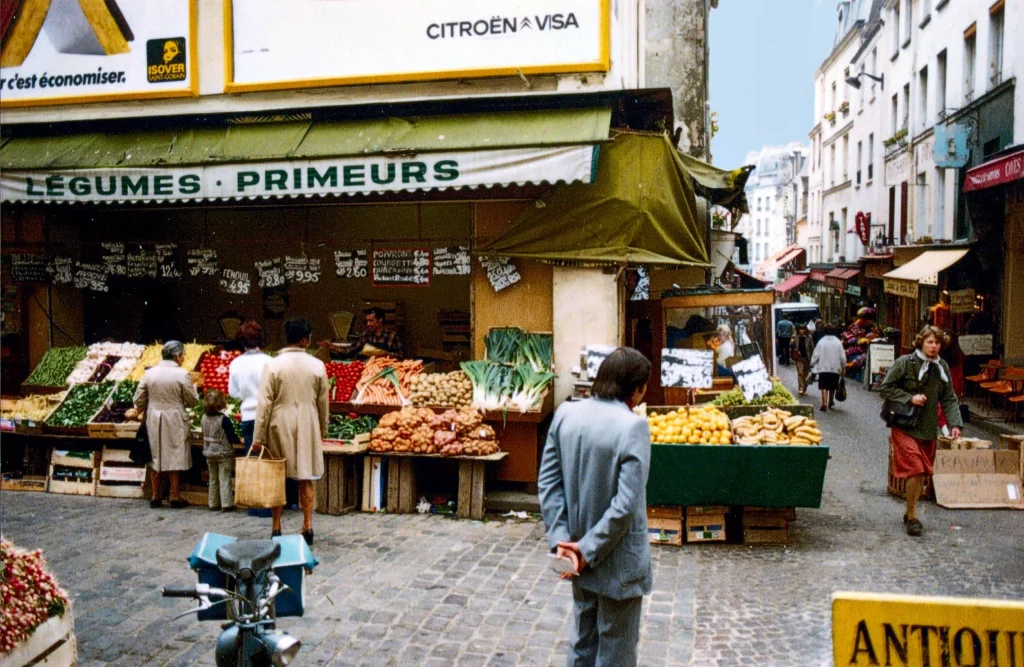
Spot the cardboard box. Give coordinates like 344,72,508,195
686,505,728,516
742,510,790,545
647,505,683,520
931,449,1024,509
686,513,726,543
648,518,683,546
938,436,992,450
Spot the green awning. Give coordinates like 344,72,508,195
0,107,612,170
479,132,709,267
677,152,753,213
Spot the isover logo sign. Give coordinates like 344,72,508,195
426,13,581,40
832,592,1024,667
146,38,186,83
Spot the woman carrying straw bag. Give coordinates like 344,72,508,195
252,317,330,546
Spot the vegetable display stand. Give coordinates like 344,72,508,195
4,604,77,667
371,451,508,520
47,450,99,496
96,447,148,499
314,436,369,516
647,443,829,507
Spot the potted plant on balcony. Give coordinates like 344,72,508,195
839,101,850,116
824,111,836,125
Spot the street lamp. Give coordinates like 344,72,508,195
845,72,884,90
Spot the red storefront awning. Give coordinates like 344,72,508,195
963,149,1024,192
774,273,809,293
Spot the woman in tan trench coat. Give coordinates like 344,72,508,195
253,318,330,545
135,340,199,509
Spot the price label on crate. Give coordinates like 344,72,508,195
219,268,251,295
335,249,368,278
284,256,322,284
156,243,181,280
256,258,286,289
187,248,219,277
479,255,521,292
126,249,158,279
732,355,773,402
661,348,714,389
101,243,127,277
433,246,471,276
372,248,431,286
49,257,74,285
74,262,109,292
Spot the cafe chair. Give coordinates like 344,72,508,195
982,366,1019,409
965,360,1002,397
1008,393,1024,424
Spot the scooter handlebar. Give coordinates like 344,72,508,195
162,584,199,599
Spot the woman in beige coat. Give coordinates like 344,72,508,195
135,341,199,509
253,318,330,545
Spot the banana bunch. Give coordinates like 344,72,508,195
729,408,822,445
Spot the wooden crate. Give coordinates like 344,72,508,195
686,512,726,543
5,605,76,667
48,451,98,496
87,422,119,439
457,460,486,520
2,475,48,492
362,456,387,512
96,447,147,499
647,505,683,520
742,508,791,545
686,505,728,516
314,446,365,516
648,517,683,546
386,458,417,514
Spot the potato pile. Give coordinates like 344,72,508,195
647,406,732,445
730,408,822,445
370,406,499,457
409,371,473,408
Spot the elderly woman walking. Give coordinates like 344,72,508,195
879,326,962,536
135,341,199,509
253,318,330,545
810,326,846,412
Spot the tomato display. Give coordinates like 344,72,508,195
326,360,364,402
198,350,241,393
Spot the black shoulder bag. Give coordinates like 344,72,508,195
879,355,923,429
129,423,153,465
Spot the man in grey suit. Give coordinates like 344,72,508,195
538,347,653,667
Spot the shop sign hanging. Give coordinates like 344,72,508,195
1,145,599,204
219,268,251,295
187,249,218,277
479,255,521,292
9,254,49,284
255,258,286,289
958,334,993,356
948,289,976,314
732,355,773,402
101,243,127,277
884,277,919,299
48,257,74,285
845,285,861,297
660,349,714,389
125,248,158,278
74,262,109,292
0,0,197,108
335,250,369,279
855,212,871,246
433,247,471,276
226,0,609,93
156,243,181,279
284,256,321,284
371,249,431,287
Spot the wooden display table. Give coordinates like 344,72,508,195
370,450,508,520
314,437,369,516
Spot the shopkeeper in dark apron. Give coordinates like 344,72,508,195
319,307,403,359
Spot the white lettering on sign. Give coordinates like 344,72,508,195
284,256,322,284
479,255,521,292
100,243,126,276
335,249,369,278
661,348,714,389
958,334,993,356
219,268,251,295
74,262,109,292
126,249,158,279
732,355,773,402
372,249,431,286
187,249,219,277
49,257,74,285
433,246,471,276
256,258,286,289
155,243,181,279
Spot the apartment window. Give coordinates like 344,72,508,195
935,169,946,239
856,141,863,185
936,50,947,119
919,66,929,131
870,48,878,95
902,0,912,46
830,145,836,186
757,219,762,236
964,25,977,102
831,82,837,113
892,4,901,57
917,172,928,237
858,63,866,108
891,94,899,135
867,134,875,181
989,2,1004,88
902,83,910,129
921,0,932,24
842,136,849,181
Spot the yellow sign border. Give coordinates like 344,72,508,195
222,0,611,94
0,0,200,109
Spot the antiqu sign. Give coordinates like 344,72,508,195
226,0,610,93
832,592,1024,667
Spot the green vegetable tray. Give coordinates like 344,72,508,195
647,442,829,508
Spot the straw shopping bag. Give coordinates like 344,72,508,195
234,447,287,509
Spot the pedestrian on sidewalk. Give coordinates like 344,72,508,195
879,326,962,537
810,326,845,411
201,389,241,512
135,340,199,509
538,347,653,667
776,315,795,366
253,317,330,546
793,324,815,396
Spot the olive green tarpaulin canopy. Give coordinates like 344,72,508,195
479,132,710,266
676,151,753,214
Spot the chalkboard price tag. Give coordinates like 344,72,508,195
155,243,181,280
284,256,322,284
74,262,109,292
371,248,431,286
661,348,714,389
732,355,773,402
256,258,286,289
101,242,127,277
433,246,471,276
219,268,252,295
49,257,74,285
126,249,158,279
479,256,521,292
9,254,50,284
334,249,369,278
187,249,219,277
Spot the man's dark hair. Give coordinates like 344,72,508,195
284,317,313,345
363,307,386,321
591,347,652,402
236,320,264,350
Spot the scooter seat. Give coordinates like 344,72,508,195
216,540,280,580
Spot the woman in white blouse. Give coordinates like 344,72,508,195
228,320,272,451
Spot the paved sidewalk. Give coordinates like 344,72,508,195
3,368,1023,666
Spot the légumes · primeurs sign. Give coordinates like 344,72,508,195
0,146,598,203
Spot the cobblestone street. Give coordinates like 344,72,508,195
3,368,1023,666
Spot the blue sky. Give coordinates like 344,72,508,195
709,0,839,169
